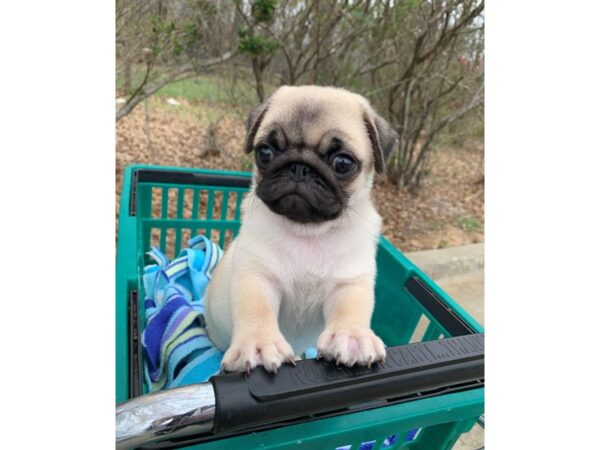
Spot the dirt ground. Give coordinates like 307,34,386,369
116,97,484,252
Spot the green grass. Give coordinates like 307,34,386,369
116,68,261,124
437,239,450,249
155,77,232,102
458,215,483,232
116,66,257,106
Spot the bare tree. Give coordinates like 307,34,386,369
116,0,237,121
230,0,484,188
235,1,382,96
116,0,484,188
359,0,485,188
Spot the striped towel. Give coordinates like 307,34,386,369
142,235,224,392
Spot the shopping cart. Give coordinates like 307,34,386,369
116,165,484,450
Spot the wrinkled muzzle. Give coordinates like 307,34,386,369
256,158,346,223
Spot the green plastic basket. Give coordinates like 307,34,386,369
116,164,484,450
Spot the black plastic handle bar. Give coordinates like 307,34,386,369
116,334,483,449
210,333,484,434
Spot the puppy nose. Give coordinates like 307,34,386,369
289,163,310,181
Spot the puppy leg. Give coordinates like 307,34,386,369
317,275,386,367
221,273,295,374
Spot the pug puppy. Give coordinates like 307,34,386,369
204,85,397,373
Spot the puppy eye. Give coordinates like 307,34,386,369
332,154,355,175
257,145,275,166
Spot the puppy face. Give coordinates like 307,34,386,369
244,86,397,224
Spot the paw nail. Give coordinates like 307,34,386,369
272,363,278,375
335,354,341,366
287,356,297,366
245,361,251,375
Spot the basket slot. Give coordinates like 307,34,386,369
208,229,218,245
182,188,194,219
181,228,191,252
226,191,238,220
195,228,207,240
409,315,431,343
165,228,176,259
397,300,423,345
174,188,185,254
150,228,160,250
385,431,410,449
192,189,200,220
151,187,162,218
422,322,444,342
199,190,208,218
224,229,235,249
219,191,230,247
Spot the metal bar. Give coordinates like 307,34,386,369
116,383,215,450
477,414,485,429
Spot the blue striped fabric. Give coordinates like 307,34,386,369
141,235,224,392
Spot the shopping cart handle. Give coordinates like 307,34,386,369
212,333,483,433
116,333,483,449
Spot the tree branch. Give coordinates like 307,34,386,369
116,51,235,121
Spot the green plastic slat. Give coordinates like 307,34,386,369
138,185,153,269
234,191,243,221
160,187,168,251
219,191,230,247
206,189,215,238
192,189,200,240
410,421,461,450
174,188,184,254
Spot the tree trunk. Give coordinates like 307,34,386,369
252,57,265,102
123,58,132,95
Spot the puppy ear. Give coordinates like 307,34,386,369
363,111,398,174
243,101,269,153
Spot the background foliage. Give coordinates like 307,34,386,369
116,0,484,188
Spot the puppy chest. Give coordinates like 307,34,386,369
272,236,371,279
277,275,332,338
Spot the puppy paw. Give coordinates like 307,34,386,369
317,326,386,367
221,333,295,374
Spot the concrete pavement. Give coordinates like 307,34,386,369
405,245,485,449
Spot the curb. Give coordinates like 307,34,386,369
405,243,484,280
